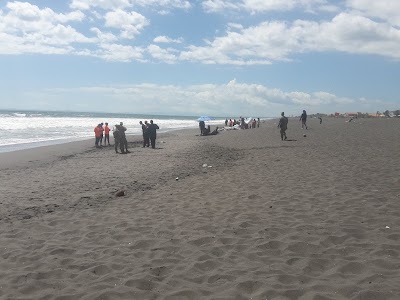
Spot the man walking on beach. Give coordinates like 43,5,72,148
278,112,288,141
147,120,159,149
94,124,103,148
139,121,149,147
300,110,308,129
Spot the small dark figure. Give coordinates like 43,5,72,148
257,118,260,128
199,120,205,135
318,117,322,124
225,119,228,126
113,125,121,153
209,126,219,135
278,112,288,141
299,110,308,129
99,122,104,145
139,121,149,147
147,120,159,149
202,125,211,135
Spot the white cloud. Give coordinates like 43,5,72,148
5,1,84,24
104,9,149,39
346,0,400,27
1,1,399,64
34,80,369,116
90,27,118,43
147,44,177,63
70,0,132,10
153,35,183,43
202,0,336,13
179,12,400,64
96,43,145,62
0,2,93,54
70,0,191,11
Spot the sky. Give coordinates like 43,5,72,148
0,0,399,117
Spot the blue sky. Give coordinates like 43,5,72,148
0,0,399,117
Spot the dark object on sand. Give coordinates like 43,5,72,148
116,190,125,197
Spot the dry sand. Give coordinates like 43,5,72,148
0,117,400,300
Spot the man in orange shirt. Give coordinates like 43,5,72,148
103,122,111,146
94,124,103,148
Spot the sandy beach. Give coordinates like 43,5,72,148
1,117,400,300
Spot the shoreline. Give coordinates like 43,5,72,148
1,117,400,299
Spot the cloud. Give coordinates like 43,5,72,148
202,0,336,14
29,80,376,116
95,43,145,62
0,2,93,54
346,0,400,27
104,9,149,39
70,0,191,11
147,44,177,63
179,12,400,64
1,1,400,64
153,35,183,44
70,0,132,10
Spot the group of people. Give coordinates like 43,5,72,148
94,122,111,148
93,120,159,154
139,120,160,149
224,117,260,129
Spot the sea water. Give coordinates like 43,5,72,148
0,110,226,153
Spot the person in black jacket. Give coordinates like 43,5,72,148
114,122,130,154
199,120,205,135
139,121,149,147
147,120,159,149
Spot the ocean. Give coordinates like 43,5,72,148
0,110,226,153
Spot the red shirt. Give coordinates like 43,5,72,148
94,126,103,137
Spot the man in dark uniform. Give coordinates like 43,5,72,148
139,120,149,147
147,120,159,149
113,124,121,153
118,122,130,153
278,112,288,141
114,123,130,154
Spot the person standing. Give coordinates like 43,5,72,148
118,122,130,153
139,121,149,147
147,120,159,149
199,120,205,135
99,122,104,145
94,124,103,148
113,124,121,153
225,119,228,126
278,112,288,141
103,122,111,146
299,110,308,129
